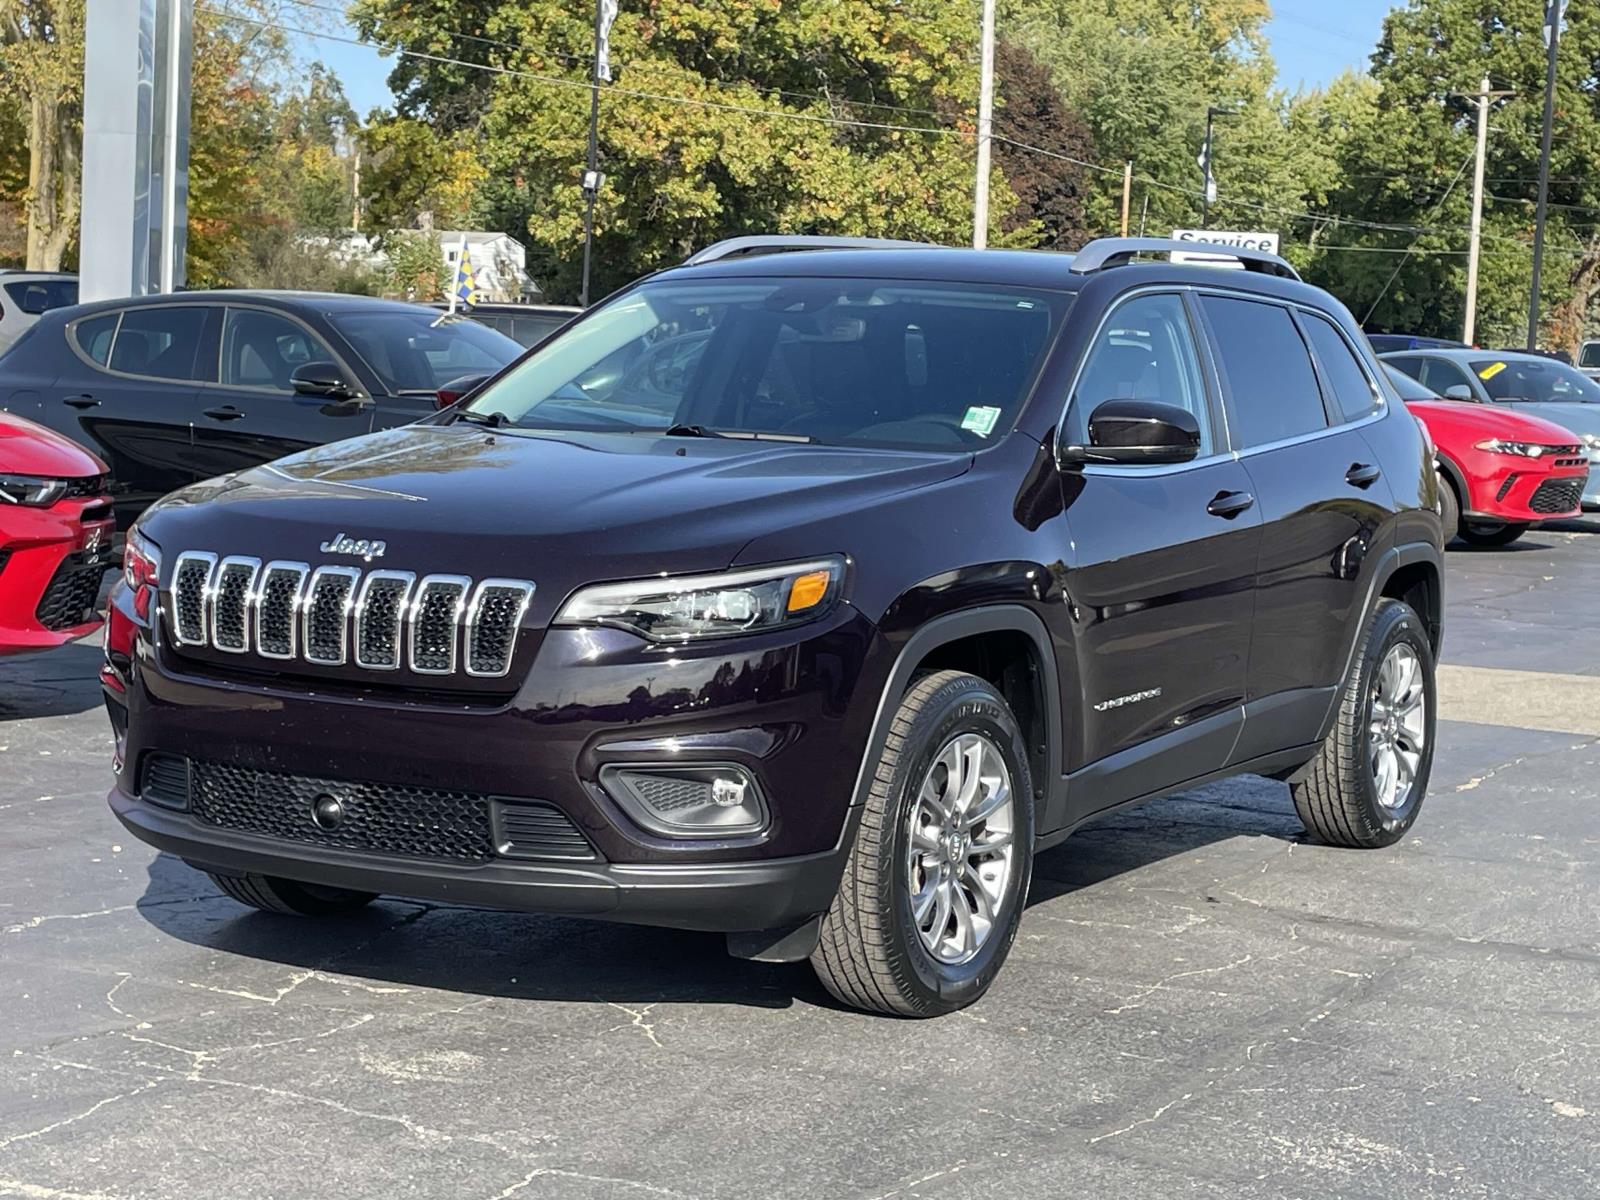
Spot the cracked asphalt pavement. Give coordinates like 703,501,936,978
3,523,1599,1199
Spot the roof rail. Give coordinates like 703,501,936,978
1069,237,1301,282
683,235,937,267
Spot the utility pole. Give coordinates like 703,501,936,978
580,0,617,308
1198,104,1238,230
972,0,996,250
1462,77,1513,346
1527,0,1566,350
1120,162,1133,237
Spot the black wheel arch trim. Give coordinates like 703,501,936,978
1434,453,1468,508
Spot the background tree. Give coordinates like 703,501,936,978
0,0,84,269
993,38,1093,250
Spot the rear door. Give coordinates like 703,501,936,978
1199,294,1395,761
1059,290,1261,823
189,305,377,478
42,304,215,523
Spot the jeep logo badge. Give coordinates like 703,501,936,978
319,531,386,562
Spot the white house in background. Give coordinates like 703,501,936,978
440,231,540,303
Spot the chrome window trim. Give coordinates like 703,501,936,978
171,552,218,647
302,565,362,666
254,561,310,660
408,574,472,676
463,579,536,679
209,556,262,654
354,570,418,671
64,303,217,385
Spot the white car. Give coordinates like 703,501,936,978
1579,339,1600,382
0,272,78,357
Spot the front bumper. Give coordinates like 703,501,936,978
1464,462,1587,523
0,494,115,655
110,788,845,931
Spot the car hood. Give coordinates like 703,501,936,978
1405,400,1589,446
1497,401,1600,439
0,411,106,477
139,423,973,585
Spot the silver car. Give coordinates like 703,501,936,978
1381,348,1600,510
0,271,78,357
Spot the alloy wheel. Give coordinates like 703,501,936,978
1369,642,1427,813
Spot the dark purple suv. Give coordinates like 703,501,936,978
104,237,1445,1016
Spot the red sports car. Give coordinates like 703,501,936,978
1386,365,1586,546
0,412,116,654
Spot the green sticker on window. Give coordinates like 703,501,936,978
961,405,1002,437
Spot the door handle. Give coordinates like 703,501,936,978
63,394,100,409
203,405,246,421
1207,490,1255,519
1346,462,1382,489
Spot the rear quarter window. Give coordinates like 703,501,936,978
72,313,120,366
1303,312,1381,422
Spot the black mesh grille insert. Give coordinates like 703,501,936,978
1530,476,1584,515
212,560,258,651
467,583,532,676
190,760,495,862
256,565,306,658
34,553,110,631
304,569,357,664
356,574,412,669
623,773,712,813
412,579,467,672
172,555,213,643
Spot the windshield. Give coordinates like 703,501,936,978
1470,357,1600,404
330,309,521,394
1383,364,1438,403
459,277,1068,450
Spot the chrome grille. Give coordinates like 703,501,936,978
167,552,532,679
303,567,360,665
211,557,260,653
466,581,536,677
256,562,309,659
411,576,470,674
355,571,415,670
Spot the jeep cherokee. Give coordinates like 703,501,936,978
103,236,1445,1017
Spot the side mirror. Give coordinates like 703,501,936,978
1443,384,1475,402
1061,399,1202,466
291,361,357,399
436,373,491,411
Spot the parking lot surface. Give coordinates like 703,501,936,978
3,524,1598,1199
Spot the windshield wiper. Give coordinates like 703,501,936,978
455,409,510,428
662,423,727,439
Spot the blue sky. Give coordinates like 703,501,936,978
310,1,1399,119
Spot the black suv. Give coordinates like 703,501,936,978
104,237,1444,1016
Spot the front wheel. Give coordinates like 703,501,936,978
1458,520,1528,547
1292,599,1435,849
811,670,1035,1017
1435,470,1460,546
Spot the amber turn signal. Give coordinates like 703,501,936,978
787,569,833,613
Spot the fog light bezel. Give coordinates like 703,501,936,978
598,762,770,840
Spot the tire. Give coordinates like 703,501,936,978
207,872,378,916
811,670,1035,1017
1292,598,1435,849
1435,469,1460,546
1458,520,1528,547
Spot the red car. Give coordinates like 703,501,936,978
1386,365,1586,546
0,412,115,654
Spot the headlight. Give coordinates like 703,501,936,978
0,474,68,506
1475,439,1548,458
554,557,846,642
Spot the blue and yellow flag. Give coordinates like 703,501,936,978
453,240,480,306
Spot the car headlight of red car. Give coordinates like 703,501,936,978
1475,439,1548,458
0,473,69,506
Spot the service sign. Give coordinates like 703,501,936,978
1170,229,1281,269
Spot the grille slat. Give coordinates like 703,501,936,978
166,553,532,680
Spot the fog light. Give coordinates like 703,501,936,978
600,764,768,838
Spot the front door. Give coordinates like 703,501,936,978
189,306,377,479
1057,291,1261,826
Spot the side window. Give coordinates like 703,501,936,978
72,314,119,366
1419,358,1473,398
1303,312,1380,422
221,308,337,392
1582,343,1600,369
1071,293,1214,457
108,306,209,380
1201,296,1327,448
1385,355,1423,383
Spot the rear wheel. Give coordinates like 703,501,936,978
811,670,1034,1017
1292,599,1435,849
1435,470,1460,545
207,872,378,916
1458,520,1528,547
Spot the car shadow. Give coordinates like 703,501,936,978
0,641,107,721
133,776,1305,1012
